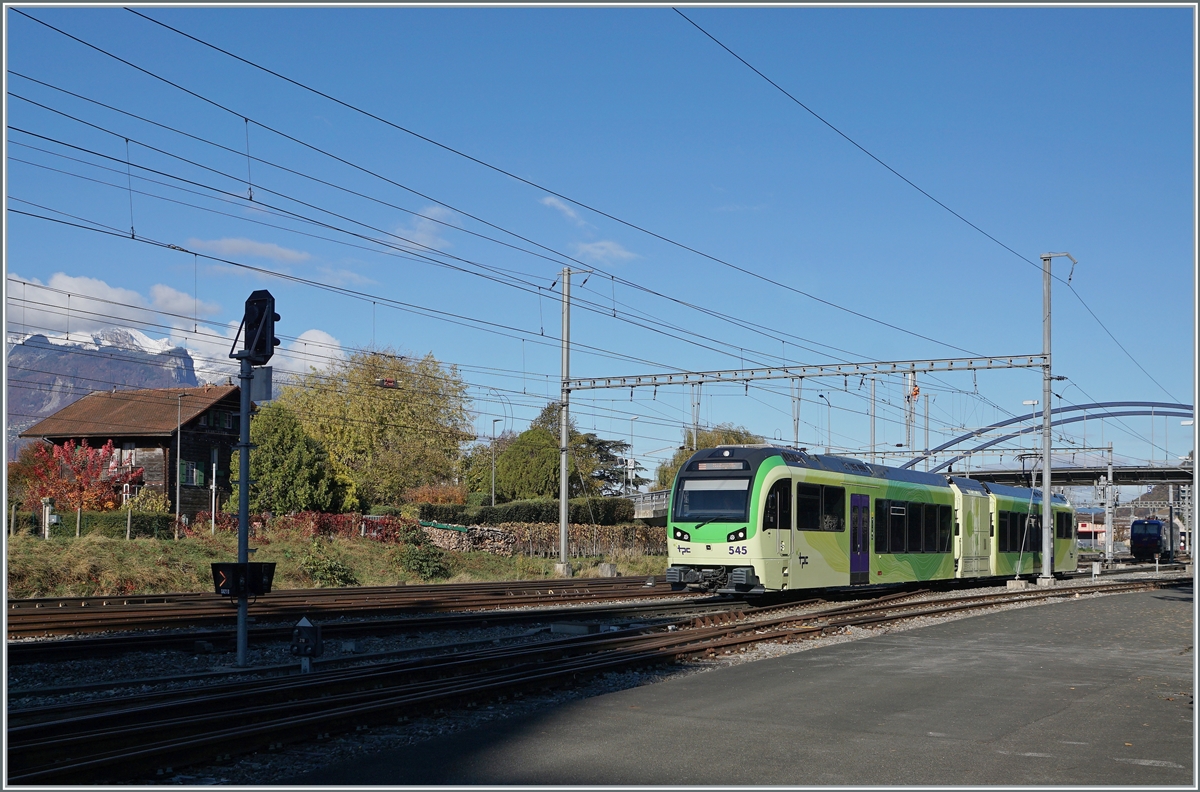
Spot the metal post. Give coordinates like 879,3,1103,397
924,392,930,472
628,416,638,495
559,268,571,572
211,462,217,535
1105,443,1114,564
819,393,831,454
870,378,876,464
1169,484,1175,557
1040,254,1054,580
175,393,185,539
791,377,802,449
237,356,252,666
491,418,501,507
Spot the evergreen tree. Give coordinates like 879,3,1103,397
228,402,345,514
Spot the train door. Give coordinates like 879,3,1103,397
850,493,869,584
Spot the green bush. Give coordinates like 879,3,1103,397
394,543,450,581
417,497,633,526
13,510,175,539
299,538,359,587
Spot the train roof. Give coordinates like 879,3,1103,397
693,446,1069,504
698,445,951,488
980,480,1069,505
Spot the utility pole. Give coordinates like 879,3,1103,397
791,377,802,449
557,267,579,577
491,418,501,507
870,378,876,465
818,393,831,454
175,392,187,540
1105,443,1114,564
924,392,930,472
1040,252,1076,582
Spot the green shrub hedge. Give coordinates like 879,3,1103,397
10,510,176,539
418,497,634,526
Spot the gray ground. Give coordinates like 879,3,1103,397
289,584,1194,786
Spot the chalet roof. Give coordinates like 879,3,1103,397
19,385,240,440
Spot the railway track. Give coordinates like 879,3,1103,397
6,576,682,639
6,576,1183,784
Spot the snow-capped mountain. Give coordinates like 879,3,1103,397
5,328,219,459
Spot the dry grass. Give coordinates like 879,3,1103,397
5,531,669,599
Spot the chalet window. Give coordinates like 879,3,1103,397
200,412,208,427
120,442,137,466
223,412,233,429
179,461,205,486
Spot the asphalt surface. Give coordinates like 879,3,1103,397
289,583,1194,786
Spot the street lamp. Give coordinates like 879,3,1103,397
175,392,188,538
491,418,502,507
628,416,639,495
818,394,831,454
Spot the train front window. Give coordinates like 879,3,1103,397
675,478,751,522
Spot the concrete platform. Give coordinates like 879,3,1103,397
288,584,1194,786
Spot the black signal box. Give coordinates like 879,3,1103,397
211,562,276,597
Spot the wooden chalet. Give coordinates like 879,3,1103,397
19,385,243,522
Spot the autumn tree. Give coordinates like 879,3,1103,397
654,423,763,488
494,402,644,501
275,347,473,510
227,402,347,514
20,439,142,512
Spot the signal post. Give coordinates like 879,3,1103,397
228,289,280,667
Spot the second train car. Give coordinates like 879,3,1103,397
665,445,1076,594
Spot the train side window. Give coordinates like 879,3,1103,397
923,504,938,553
889,504,907,553
939,505,952,551
764,479,791,530
989,512,995,537
997,511,1008,552
822,486,846,532
796,483,820,531
875,499,889,553
907,503,924,553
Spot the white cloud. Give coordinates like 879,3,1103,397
150,284,221,317
541,196,589,227
187,237,311,263
280,329,345,373
574,240,637,264
317,266,376,287
394,205,458,252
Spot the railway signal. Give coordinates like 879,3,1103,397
242,289,280,366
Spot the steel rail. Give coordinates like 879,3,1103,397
6,577,1181,784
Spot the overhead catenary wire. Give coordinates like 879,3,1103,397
8,64,1031,427
672,8,1180,404
17,7,996,362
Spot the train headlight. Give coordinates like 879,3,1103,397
674,529,691,541
726,529,746,542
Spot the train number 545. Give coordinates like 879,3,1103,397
728,545,747,555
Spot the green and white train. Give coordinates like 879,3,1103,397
665,445,1076,594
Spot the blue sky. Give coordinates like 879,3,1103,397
4,6,1195,487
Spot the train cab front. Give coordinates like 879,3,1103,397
664,447,767,596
